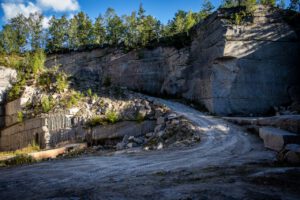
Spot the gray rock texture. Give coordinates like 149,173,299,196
0,66,17,128
259,127,300,151
45,6,300,115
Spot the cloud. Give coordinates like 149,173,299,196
42,16,51,29
37,0,79,12
1,2,41,21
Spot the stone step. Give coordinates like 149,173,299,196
259,127,300,151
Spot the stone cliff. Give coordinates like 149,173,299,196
45,6,300,115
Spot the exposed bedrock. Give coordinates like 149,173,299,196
45,6,300,115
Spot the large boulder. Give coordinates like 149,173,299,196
259,127,300,151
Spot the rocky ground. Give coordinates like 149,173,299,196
0,99,299,200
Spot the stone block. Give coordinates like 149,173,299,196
259,127,300,151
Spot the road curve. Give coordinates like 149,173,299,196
0,99,299,200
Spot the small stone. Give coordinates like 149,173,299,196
144,146,150,151
285,151,300,164
154,125,163,133
157,131,165,137
146,132,154,138
167,113,178,120
157,117,166,125
128,136,135,141
157,142,163,150
133,137,143,144
116,142,125,150
127,142,137,148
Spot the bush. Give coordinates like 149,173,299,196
41,95,55,113
61,91,83,108
86,115,107,127
30,49,46,75
86,88,93,97
5,154,37,166
56,72,68,93
105,110,119,124
17,111,23,123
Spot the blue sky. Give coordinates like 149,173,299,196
0,0,292,28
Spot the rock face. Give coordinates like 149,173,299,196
45,6,300,115
0,66,17,128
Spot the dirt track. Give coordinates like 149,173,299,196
0,99,299,200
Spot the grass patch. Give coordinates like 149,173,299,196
0,143,40,158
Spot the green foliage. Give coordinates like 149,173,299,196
232,11,247,25
41,95,55,113
0,54,24,68
47,15,69,52
17,111,24,123
56,73,68,93
5,154,37,166
7,80,25,102
61,91,83,108
86,88,93,97
260,0,276,6
31,49,46,75
86,115,107,127
105,110,119,124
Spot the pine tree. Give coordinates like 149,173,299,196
28,12,44,50
93,15,106,46
47,15,68,52
104,8,125,46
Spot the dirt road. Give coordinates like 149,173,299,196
0,99,299,200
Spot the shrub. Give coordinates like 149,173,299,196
30,49,46,75
17,111,23,123
105,110,119,124
5,154,37,166
86,88,93,97
56,73,68,93
41,95,54,113
61,91,83,108
86,115,107,127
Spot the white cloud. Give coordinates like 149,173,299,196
37,0,79,12
42,16,51,29
1,2,41,21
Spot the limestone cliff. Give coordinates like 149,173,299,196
45,6,300,115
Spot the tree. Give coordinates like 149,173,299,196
289,0,300,11
28,12,44,50
9,14,29,52
104,8,125,46
93,15,106,46
260,0,276,6
278,0,285,9
184,11,197,34
1,25,19,53
47,15,69,52
124,11,139,49
200,0,215,19
75,12,93,47
68,17,79,49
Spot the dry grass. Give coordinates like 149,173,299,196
0,143,40,158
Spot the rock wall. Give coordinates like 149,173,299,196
0,66,17,128
45,6,300,115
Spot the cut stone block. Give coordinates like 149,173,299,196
259,127,300,151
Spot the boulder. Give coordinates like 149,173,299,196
259,127,300,151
